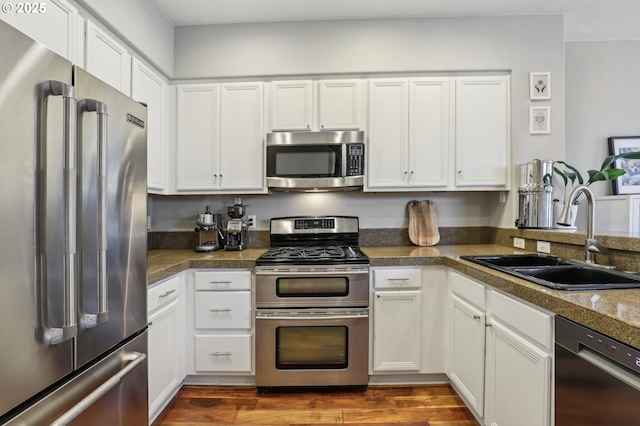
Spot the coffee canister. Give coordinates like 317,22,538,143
516,160,554,229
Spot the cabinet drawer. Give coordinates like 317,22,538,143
148,274,181,313
373,268,421,289
194,334,251,372
450,271,486,309
194,270,251,291
488,289,552,350
195,291,251,329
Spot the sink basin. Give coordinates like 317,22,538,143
461,254,640,291
461,254,571,268
511,266,640,291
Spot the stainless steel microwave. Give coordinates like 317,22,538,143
266,131,365,191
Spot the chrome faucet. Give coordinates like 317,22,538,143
556,185,607,264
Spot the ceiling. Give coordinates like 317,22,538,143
153,0,640,41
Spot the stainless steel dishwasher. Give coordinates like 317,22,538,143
555,316,640,425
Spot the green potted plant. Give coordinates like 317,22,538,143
553,152,640,226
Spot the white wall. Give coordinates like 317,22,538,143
148,15,565,231
564,40,640,232
76,0,174,76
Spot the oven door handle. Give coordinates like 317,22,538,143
256,311,368,320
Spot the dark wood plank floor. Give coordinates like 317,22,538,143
152,384,480,425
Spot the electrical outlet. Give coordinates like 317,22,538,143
513,237,525,249
247,215,257,229
537,241,551,254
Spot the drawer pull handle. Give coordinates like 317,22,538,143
473,315,481,320
388,278,409,281
210,351,232,356
210,308,232,312
159,289,176,298
210,281,232,285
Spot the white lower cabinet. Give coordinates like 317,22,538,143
371,267,448,375
447,271,553,426
188,270,253,376
148,273,186,424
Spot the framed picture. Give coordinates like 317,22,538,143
530,72,551,100
608,136,640,194
529,106,550,134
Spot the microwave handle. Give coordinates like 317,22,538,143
341,143,347,177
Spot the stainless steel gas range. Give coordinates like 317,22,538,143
255,216,370,387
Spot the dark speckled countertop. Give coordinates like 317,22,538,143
147,244,640,350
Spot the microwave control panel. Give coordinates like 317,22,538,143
346,144,365,176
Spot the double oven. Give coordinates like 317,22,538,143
255,216,370,387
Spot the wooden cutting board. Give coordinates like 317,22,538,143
407,200,440,246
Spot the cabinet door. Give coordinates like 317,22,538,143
409,78,451,188
131,58,167,193
455,76,509,188
484,320,551,426
85,21,131,95
448,293,486,416
1,0,77,61
367,79,409,189
148,299,181,420
271,80,313,131
176,84,220,191
372,290,422,372
319,80,363,130
219,82,265,191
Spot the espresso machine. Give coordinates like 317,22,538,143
195,206,223,252
515,159,554,229
225,198,249,251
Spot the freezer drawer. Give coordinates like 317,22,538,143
3,331,148,426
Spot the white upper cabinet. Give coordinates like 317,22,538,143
270,80,313,131
1,0,78,61
367,79,409,189
85,21,131,96
455,75,510,188
219,82,265,191
367,78,450,190
367,75,509,191
176,83,266,194
176,84,220,191
269,79,365,131
131,58,167,193
318,80,364,130
408,78,451,188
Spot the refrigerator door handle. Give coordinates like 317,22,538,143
36,80,78,345
49,351,147,426
78,99,110,329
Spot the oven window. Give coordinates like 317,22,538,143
276,277,348,297
267,145,342,178
276,326,348,369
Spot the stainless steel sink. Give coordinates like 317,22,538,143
460,254,640,291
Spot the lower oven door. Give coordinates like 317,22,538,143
255,308,369,387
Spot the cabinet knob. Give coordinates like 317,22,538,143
458,170,462,174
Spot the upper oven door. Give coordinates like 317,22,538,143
255,266,370,308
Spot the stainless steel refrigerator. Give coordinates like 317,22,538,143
0,21,148,425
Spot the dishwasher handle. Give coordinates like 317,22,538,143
578,346,640,391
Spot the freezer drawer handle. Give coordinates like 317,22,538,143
36,80,78,345
78,99,110,329
50,351,147,426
